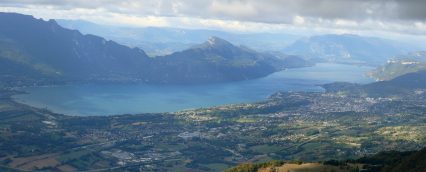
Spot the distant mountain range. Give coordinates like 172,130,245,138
58,19,421,67
57,19,300,56
369,51,426,81
0,13,309,85
284,34,416,66
2,12,420,86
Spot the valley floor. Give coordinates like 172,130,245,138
0,86,425,171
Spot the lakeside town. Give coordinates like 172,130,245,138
1,85,425,171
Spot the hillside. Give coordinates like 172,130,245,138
369,51,426,81
381,147,426,172
0,12,150,85
285,34,413,66
361,69,426,96
322,67,426,97
227,147,426,172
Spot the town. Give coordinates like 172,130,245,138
1,85,425,171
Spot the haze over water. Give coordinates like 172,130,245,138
14,63,374,116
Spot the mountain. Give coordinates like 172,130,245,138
56,19,301,56
149,37,310,84
0,13,304,85
365,69,426,94
0,12,150,84
285,34,415,66
323,67,426,97
369,51,426,81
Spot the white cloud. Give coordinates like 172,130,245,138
293,16,305,25
209,0,257,18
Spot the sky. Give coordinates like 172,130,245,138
1,0,426,42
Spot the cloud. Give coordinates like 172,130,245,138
209,0,257,18
1,0,426,42
1,0,425,22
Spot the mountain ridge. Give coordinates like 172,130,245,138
369,51,426,81
0,12,309,85
56,19,301,56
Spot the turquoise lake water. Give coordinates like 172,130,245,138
13,63,374,116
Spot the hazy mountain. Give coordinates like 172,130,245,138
149,37,310,84
0,13,305,85
266,51,314,68
0,12,150,83
369,51,426,81
57,19,301,56
285,34,415,66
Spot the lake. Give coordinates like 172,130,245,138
13,63,374,116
